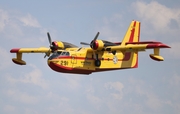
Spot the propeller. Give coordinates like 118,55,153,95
80,32,100,49
44,32,55,58
80,32,100,61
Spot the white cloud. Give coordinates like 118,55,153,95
96,13,123,41
0,9,9,32
22,64,49,89
0,9,24,39
24,108,38,114
133,1,180,32
0,47,12,70
102,13,122,25
60,74,81,90
169,74,180,86
104,81,124,100
6,89,39,104
7,64,49,89
128,77,145,95
3,105,16,113
105,81,124,91
19,14,41,28
0,8,47,47
86,94,101,108
85,84,102,109
46,91,70,104
146,93,162,110
174,103,180,113
128,77,162,110
45,92,74,114
19,92,39,104
166,42,180,59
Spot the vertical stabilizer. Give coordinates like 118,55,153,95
121,20,140,45
120,20,141,69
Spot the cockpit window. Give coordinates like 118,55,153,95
48,51,62,60
66,52,70,56
48,51,70,60
61,52,66,56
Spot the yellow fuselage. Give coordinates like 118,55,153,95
47,47,138,74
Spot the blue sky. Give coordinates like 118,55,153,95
0,0,180,114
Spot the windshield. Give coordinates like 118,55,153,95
48,51,70,60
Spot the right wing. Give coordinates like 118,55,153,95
10,47,50,53
10,47,51,65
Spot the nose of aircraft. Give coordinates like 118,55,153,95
47,59,58,66
47,59,61,72
47,60,51,65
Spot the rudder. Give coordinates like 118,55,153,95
121,20,141,68
121,20,140,45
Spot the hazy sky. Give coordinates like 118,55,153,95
0,0,180,114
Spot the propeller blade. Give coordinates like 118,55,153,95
93,32,100,41
44,49,51,58
80,42,90,45
47,32,52,45
44,54,47,58
80,32,100,49
92,32,100,44
91,32,100,48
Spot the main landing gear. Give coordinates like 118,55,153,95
94,53,101,67
95,59,101,67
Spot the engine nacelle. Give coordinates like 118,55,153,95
91,40,104,50
52,41,64,51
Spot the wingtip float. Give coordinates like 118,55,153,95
10,20,170,74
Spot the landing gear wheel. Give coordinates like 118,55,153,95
95,59,101,67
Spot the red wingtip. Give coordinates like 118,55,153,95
161,44,171,48
10,48,20,53
146,43,171,49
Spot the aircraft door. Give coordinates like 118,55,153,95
71,54,77,67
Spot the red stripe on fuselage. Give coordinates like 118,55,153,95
54,54,131,62
48,61,135,74
48,62,92,74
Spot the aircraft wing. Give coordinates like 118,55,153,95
10,47,50,53
104,41,170,52
86,41,170,61
10,47,51,65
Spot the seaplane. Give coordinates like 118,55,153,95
10,20,170,74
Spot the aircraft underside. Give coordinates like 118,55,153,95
48,61,132,75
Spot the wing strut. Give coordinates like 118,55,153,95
12,53,26,65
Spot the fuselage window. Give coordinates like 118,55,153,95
60,51,70,56
66,52,70,56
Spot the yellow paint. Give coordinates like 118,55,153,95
57,41,64,49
